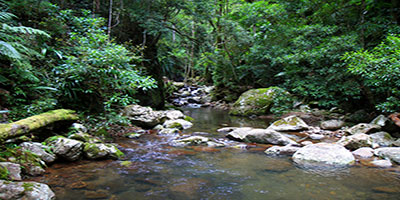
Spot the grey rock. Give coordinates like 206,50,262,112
164,110,185,120
0,180,55,200
309,134,325,140
370,115,388,127
267,115,309,132
48,137,83,161
83,143,123,160
320,120,345,130
0,162,21,181
171,136,210,146
71,123,88,133
393,139,400,147
370,159,392,168
301,141,313,146
346,123,381,135
68,132,102,143
352,147,374,158
374,147,400,164
158,128,180,135
226,127,253,141
24,165,45,176
217,127,238,134
20,142,56,164
293,143,355,167
123,105,166,128
369,131,394,148
264,145,300,156
245,129,297,145
163,119,193,130
337,133,373,150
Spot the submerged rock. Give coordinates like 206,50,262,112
0,180,55,200
264,145,300,156
292,143,355,167
171,136,210,146
320,120,345,130
229,87,291,116
83,143,124,160
20,142,56,164
374,147,400,164
337,133,372,150
46,136,83,161
267,115,309,132
346,123,380,135
0,162,21,181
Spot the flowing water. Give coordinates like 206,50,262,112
30,108,400,200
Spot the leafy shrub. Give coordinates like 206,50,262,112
343,34,400,113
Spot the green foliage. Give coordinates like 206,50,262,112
52,10,157,112
0,165,9,180
344,34,400,112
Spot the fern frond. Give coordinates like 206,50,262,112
2,24,50,38
0,12,16,22
0,40,21,59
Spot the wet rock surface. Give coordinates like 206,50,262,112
293,143,355,167
0,180,55,200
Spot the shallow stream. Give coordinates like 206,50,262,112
30,108,400,199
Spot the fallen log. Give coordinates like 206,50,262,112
0,109,79,143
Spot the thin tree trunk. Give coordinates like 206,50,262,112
107,0,113,40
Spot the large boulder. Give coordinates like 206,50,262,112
292,143,355,167
229,87,291,116
336,133,373,150
0,180,55,200
245,129,297,145
20,142,56,164
346,123,380,135
123,105,166,128
267,115,309,132
46,136,83,161
0,162,21,181
369,132,394,148
226,127,253,141
320,120,345,130
83,143,124,160
374,147,400,164
226,128,296,145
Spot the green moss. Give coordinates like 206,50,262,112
0,109,78,143
45,135,65,143
120,161,132,167
184,116,194,122
272,117,301,126
114,148,125,159
169,122,183,129
22,182,34,191
0,166,9,180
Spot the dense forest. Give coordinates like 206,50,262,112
1,0,400,121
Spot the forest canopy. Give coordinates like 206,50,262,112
1,0,399,120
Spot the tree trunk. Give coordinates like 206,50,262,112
0,109,78,143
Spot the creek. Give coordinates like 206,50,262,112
30,108,400,200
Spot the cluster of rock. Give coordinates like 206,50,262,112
0,122,124,200
218,114,400,168
124,104,194,135
168,82,213,107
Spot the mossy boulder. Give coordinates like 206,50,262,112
0,109,78,143
46,136,83,161
229,87,291,116
267,115,309,132
0,180,55,200
83,143,124,160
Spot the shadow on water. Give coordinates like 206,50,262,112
29,108,400,200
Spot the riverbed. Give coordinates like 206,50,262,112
30,108,400,199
